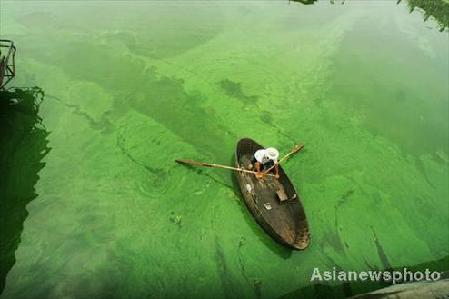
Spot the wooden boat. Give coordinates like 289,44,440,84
235,138,310,250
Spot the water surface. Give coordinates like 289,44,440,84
0,1,448,298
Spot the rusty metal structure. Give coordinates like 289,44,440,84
0,40,16,90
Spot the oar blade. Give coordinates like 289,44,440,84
175,159,213,167
293,144,304,153
176,159,198,165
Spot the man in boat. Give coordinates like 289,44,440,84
252,147,280,179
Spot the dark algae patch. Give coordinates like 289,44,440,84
219,79,259,105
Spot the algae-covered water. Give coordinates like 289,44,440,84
0,1,448,298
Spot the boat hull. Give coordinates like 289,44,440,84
234,138,310,250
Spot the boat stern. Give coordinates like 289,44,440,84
293,228,310,250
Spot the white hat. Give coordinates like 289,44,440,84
265,147,279,161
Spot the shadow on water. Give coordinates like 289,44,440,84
291,0,449,32
399,0,449,32
290,0,346,5
229,154,293,260
277,255,449,299
290,0,318,5
0,87,50,294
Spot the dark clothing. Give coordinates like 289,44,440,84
251,156,274,171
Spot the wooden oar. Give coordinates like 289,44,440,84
262,144,304,175
175,159,276,177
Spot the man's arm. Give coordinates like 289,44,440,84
255,162,263,179
274,163,280,179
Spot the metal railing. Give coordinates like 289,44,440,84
0,39,16,89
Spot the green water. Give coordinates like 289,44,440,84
0,1,448,298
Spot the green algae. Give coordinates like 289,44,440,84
0,1,448,299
